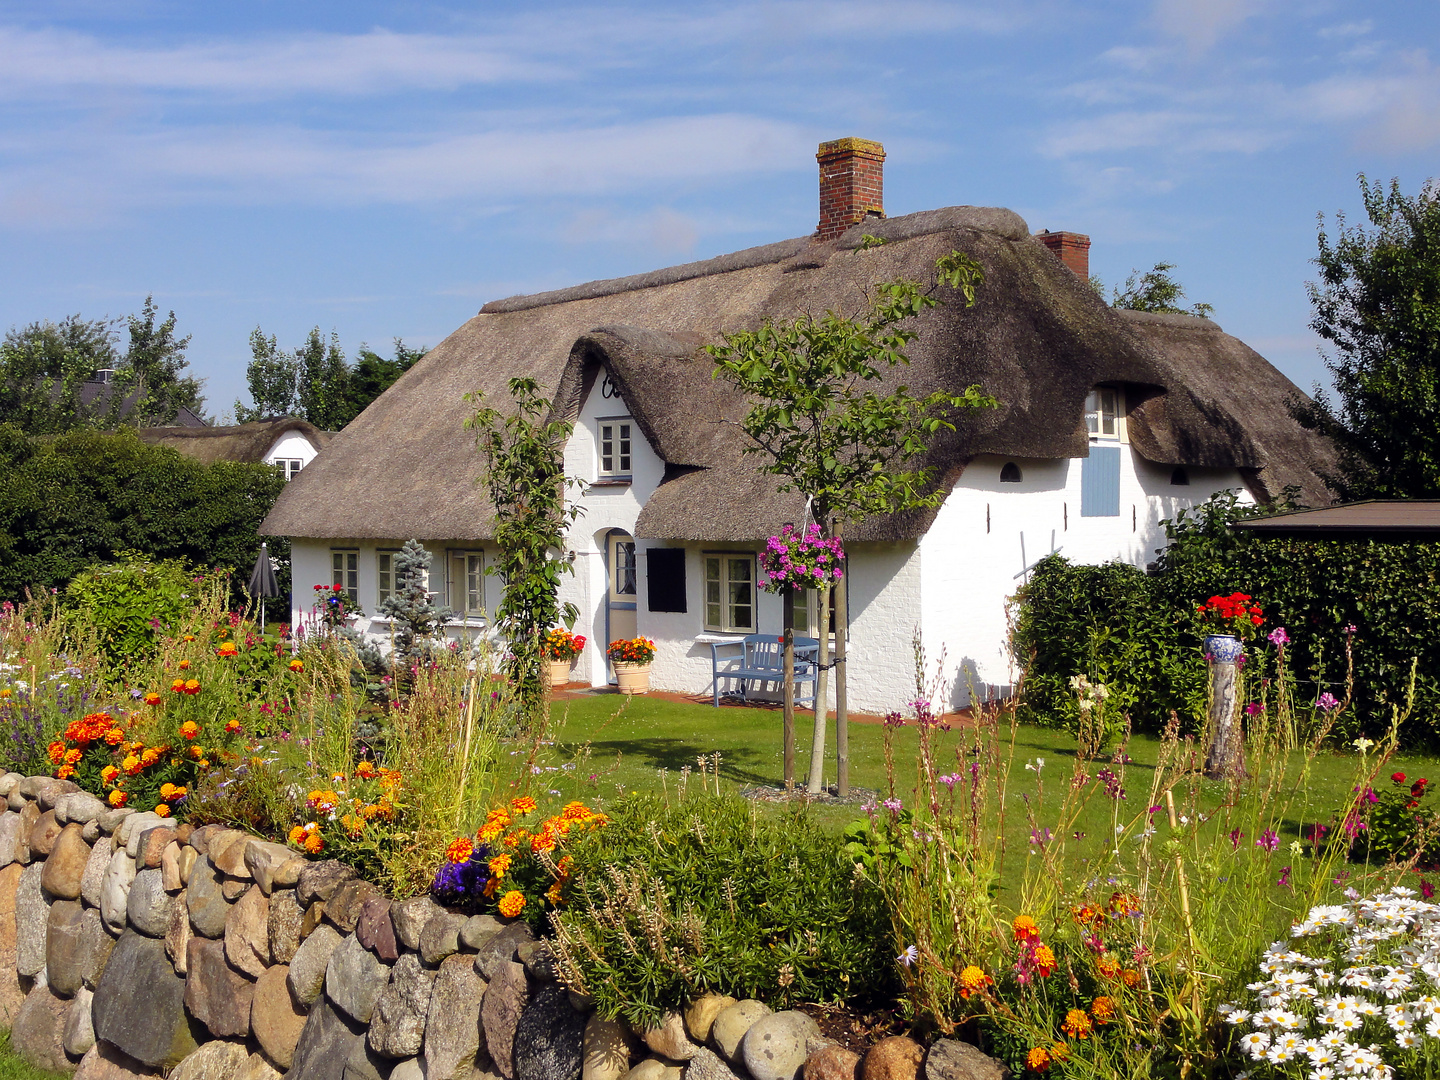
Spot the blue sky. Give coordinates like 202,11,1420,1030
1,0,1437,420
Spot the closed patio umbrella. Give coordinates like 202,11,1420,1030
247,542,281,630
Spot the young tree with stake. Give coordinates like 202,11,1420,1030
710,249,998,795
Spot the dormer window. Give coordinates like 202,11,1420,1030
1170,467,1190,486
1085,388,1120,439
598,418,633,480
999,462,1023,483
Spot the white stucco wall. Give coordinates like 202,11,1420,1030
918,449,1251,709
263,430,322,470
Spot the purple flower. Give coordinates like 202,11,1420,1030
1277,866,1291,889
938,773,961,790
1345,624,1357,634
1268,627,1290,646
883,711,906,728
1096,768,1125,801
1244,702,1262,716
897,945,918,967
1228,828,1245,849
1257,829,1279,852
882,797,903,813
1317,692,1341,712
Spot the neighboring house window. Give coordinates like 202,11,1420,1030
999,462,1022,483
377,550,399,606
1085,388,1121,438
331,550,359,605
275,459,304,481
704,555,755,633
449,551,485,617
1170,467,1190,486
598,419,633,479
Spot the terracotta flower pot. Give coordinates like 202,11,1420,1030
546,659,573,687
614,662,651,696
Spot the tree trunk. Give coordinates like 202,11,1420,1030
782,590,795,792
833,521,849,798
806,582,831,795
1203,658,1248,780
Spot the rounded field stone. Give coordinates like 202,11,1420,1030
644,1009,699,1061
514,981,586,1080
391,896,441,951
741,1011,820,1080
860,1038,925,1080
11,981,71,1073
711,1000,771,1065
80,835,114,908
289,922,343,1005
368,953,436,1058
685,994,737,1044
127,868,175,937
481,960,529,1078
64,985,96,1057
224,884,272,976
806,1045,862,1080
41,822,90,899
184,936,255,1039
73,1040,159,1080
251,965,308,1070
582,1014,634,1080
169,1039,251,1080
425,954,489,1080
922,1040,1007,1080
16,862,49,976
325,932,391,1024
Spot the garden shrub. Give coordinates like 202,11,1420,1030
63,555,213,662
549,793,897,1026
1014,491,1440,745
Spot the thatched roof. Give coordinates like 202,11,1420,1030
138,418,331,467
262,205,1335,543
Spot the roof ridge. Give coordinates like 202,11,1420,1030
478,204,1030,316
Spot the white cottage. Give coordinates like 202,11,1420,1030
262,140,1334,714
139,417,332,480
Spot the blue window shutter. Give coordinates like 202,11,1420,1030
1081,446,1121,516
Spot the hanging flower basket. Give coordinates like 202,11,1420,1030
759,524,845,593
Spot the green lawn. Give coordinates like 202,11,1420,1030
0,1033,69,1080
547,691,1440,867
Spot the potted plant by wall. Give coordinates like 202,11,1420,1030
607,636,657,696
542,628,586,688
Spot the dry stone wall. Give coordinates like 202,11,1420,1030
0,772,1006,1080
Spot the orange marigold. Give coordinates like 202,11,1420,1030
530,829,557,854
56,765,75,780
1061,1009,1092,1040
1012,915,1039,942
47,742,65,765
178,660,191,670
217,642,238,657
488,854,511,878
139,748,160,767
180,721,200,740
497,890,526,918
1031,944,1056,977
288,826,307,847
171,679,185,693
1025,1048,1051,1073
560,801,592,821
104,727,124,745
183,679,200,695
154,804,171,818
957,965,992,998
1120,969,1142,988
121,755,141,775
289,659,304,672
1096,955,1121,979
108,790,127,807
446,838,474,865
144,692,162,707
510,796,537,815
356,760,378,780
303,832,324,854
1090,996,1115,1025
100,765,119,785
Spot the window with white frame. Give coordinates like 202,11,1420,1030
331,550,358,605
704,555,755,633
377,550,399,607
275,459,304,481
598,419,633,479
449,551,485,617
1084,388,1122,439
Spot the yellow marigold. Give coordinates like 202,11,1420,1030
289,659,304,672
225,719,241,733
497,890,526,918
1012,915,1039,941
356,760,378,780
47,742,65,765
1049,1043,1069,1063
198,759,210,770
108,790,127,807
288,826,307,847
488,854,511,878
63,747,82,765
957,965,991,998
180,721,201,740
121,755,141,775
1061,1009,1092,1040
1090,996,1115,1025
509,796,537,815
190,745,203,759
530,829,557,854
183,635,195,642
446,838,474,865
100,765,119,785
1096,955,1121,979
217,642,238,657
159,783,178,800
303,832,324,854
1031,944,1056,977
478,820,505,843
184,679,200,694
105,727,125,745
560,801,591,822
178,660,190,670
171,679,185,693
373,799,395,822
143,692,162,707
154,804,171,818
1120,969,1141,988
502,830,525,848
486,806,512,827
1025,1047,1051,1073
342,815,364,839
139,748,160,767
56,765,75,780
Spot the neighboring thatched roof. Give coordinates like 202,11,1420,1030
262,205,1335,544
138,418,331,467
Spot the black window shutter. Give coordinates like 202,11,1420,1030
647,548,686,613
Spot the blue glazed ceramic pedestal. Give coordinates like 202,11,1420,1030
1204,634,1244,663
1203,635,1247,778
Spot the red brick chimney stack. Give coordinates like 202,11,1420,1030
1037,230,1091,279
816,138,885,241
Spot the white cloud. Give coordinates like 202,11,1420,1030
1151,0,1262,56
1316,20,1372,40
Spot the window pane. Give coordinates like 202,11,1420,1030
1101,389,1117,435
378,553,393,604
705,558,722,629
619,423,631,473
1084,390,1099,434
793,589,812,636
615,542,636,595
600,424,613,474
727,558,753,630
467,554,483,613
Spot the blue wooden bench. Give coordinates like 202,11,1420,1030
709,634,820,707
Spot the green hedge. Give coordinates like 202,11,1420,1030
1014,493,1440,744
0,425,289,618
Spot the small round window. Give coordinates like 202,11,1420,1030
1170,467,1190,486
1000,462,1023,483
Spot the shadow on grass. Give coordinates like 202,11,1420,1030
560,738,776,786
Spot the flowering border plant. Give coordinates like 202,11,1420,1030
286,756,406,878
542,628,586,662
758,523,844,593
1219,886,1440,1080
431,797,606,930
1196,592,1265,641
606,637,656,665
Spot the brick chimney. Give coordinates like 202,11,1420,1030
1037,230,1091,279
816,138,885,241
